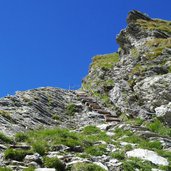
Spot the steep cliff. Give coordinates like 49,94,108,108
82,10,171,125
0,10,171,171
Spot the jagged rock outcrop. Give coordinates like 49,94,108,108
0,87,118,136
82,10,171,123
0,87,76,135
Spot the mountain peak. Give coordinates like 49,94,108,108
127,10,152,24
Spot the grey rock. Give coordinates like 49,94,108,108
0,144,7,150
155,102,171,126
35,169,56,171
106,159,122,171
134,74,171,112
93,162,108,171
126,148,169,166
24,153,42,164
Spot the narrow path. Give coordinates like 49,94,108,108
76,91,121,123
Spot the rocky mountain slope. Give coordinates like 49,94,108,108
0,10,171,171
83,10,171,124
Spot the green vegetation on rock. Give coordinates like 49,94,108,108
130,48,140,58
43,157,65,171
23,167,35,171
145,38,171,59
32,142,46,156
0,110,11,120
4,148,32,161
71,162,106,171
82,125,101,135
15,132,29,142
145,118,171,137
136,19,171,35
85,144,107,156
0,132,13,143
91,53,119,70
111,151,125,160
122,157,154,171
66,103,77,116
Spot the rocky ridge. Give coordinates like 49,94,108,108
0,10,171,171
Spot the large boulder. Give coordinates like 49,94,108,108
126,148,169,166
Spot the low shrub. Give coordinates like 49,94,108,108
52,114,60,120
111,151,125,160
85,145,107,156
15,132,28,142
32,142,46,156
43,157,65,171
113,128,133,139
82,126,101,135
122,158,153,171
0,110,11,120
91,53,119,70
146,119,171,136
66,103,77,116
139,140,162,150
71,162,106,171
0,132,13,143
4,148,32,161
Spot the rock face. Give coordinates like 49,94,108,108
134,73,171,112
82,10,171,122
0,87,76,135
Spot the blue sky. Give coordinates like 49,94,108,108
0,0,170,97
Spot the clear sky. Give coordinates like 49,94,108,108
0,0,170,97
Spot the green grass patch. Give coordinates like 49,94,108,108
122,134,162,151
0,110,11,120
113,128,133,139
14,126,112,158
0,132,13,143
144,38,171,59
114,128,163,152
126,117,144,126
43,157,65,171
82,125,101,135
85,131,111,144
65,103,78,116
122,135,143,144
111,151,125,160
23,167,35,171
85,144,107,156
136,19,171,35
27,128,83,150
71,162,106,171
15,132,29,142
91,53,119,70
32,142,47,156
157,150,171,161
130,48,140,58
4,148,33,161
145,119,171,137
52,114,60,120
122,157,153,171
